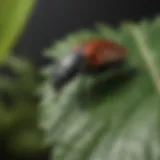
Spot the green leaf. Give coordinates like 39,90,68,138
8,128,44,154
40,17,160,160
0,56,44,156
0,0,37,63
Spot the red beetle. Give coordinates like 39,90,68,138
52,39,127,92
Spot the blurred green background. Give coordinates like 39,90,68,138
0,0,47,159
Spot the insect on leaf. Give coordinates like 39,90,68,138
40,17,160,160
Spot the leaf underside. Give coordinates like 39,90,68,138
40,17,160,160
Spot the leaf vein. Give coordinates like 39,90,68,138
129,26,160,95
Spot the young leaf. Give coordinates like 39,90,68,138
0,0,37,63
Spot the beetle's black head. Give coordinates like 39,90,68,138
52,51,85,92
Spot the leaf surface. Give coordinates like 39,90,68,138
40,17,160,160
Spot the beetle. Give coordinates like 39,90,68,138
52,39,127,92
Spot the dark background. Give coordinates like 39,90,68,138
14,0,160,66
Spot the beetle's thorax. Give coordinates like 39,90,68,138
52,51,86,92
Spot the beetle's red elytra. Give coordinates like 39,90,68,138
73,39,127,68
52,39,127,92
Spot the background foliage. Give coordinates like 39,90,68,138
0,57,45,158
40,16,160,160
0,0,46,158
0,0,37,63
